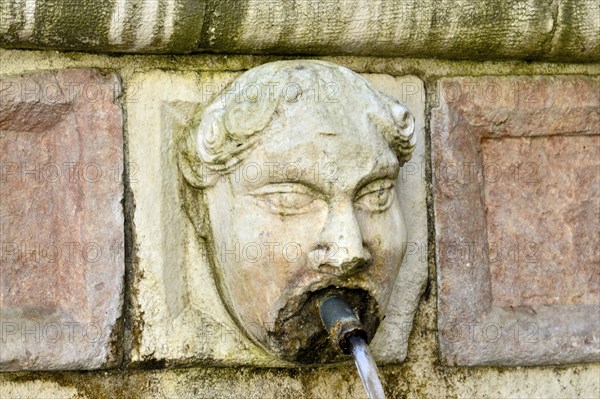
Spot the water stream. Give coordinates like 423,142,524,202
348,334,386,399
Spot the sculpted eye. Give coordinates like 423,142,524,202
355,180,395,212
251,184,319,215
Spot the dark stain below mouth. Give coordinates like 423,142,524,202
268,286,380,364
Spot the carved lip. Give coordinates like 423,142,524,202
272,272,381,324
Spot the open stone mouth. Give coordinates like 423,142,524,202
268,286,380,364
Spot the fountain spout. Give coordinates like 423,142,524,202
319,296,386,399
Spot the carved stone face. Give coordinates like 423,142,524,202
183,61,413,363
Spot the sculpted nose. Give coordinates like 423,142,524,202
307,203,372,276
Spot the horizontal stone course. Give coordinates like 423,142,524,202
0,0,598,62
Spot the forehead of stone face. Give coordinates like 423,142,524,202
250,61,394,141
276,64,394,151
258,99,399,190
226,61,395,135
228,63,400,192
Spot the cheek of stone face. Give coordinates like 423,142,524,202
221,201,327,334
356,202,406,307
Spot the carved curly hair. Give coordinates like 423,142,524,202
179,60,415,188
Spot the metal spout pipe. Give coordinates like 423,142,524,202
319,296,368,354
319,295,386,399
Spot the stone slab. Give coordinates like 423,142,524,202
0,1,598,62
432,75,600,366
128,69,427,367
0,69,125,370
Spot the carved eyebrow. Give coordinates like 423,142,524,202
356,179,394,195
249,182,316,195
355,161,399,195
252,165,329,196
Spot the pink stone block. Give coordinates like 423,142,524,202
432,75,600,366
0,69,124,370
483,136,599,308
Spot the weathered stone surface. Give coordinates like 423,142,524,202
365,74,428,363
0,380,79,399
0,51,599,398
0,362,599,399
483,136,599,307
0,1,598,62
432,75,600,365
128,68,426,367
0,69,124,370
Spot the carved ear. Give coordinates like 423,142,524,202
176,124,217,240
177,137,212,240
390,103,415,144
179,175,211,241
176,115,222,189
387,102,416,166
177,150,208,189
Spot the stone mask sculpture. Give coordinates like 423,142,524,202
179,60,415,364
